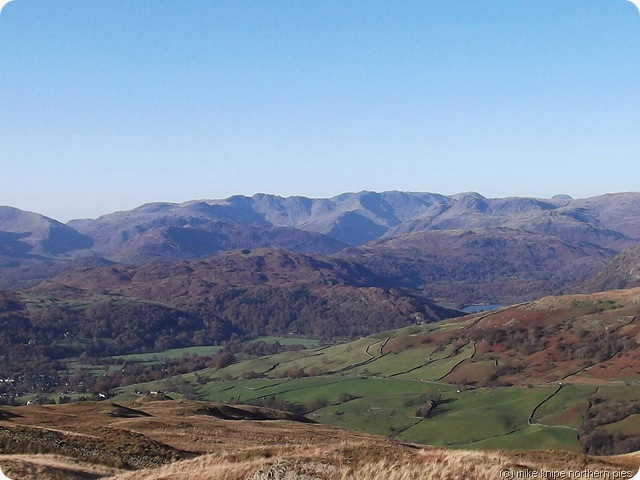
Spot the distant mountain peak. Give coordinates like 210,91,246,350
552,194,573,200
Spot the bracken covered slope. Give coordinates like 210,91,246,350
0,399,637,480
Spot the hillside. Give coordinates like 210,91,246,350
0,207,99,289
0,249,459,400
30,248,458,338
111,288,640,455
581,244,640,293
0,399,636,480
0,206,92,256
1,283,640,474
68,211,348,263
338,227,612,305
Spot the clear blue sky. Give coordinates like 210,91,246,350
1,0,639,221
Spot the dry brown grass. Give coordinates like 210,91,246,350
0,454,124,480
1,400,638,480
103,445,639,480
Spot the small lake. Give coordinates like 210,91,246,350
461,304,502,314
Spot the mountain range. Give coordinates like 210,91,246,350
2,191,640,304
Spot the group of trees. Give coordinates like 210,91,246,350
0,293,313,399
0,299,237,378
0,281,436,401
195,286,431,340
580,396,640,454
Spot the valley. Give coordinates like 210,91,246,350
109,289,640,455
1,191,640,478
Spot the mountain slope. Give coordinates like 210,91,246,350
0,206,92,256
114,288,640,456
0,206,100,288
68,201,347,263
30,248,460,339
581,243,640,292
384,192,631,250
338,227,613,305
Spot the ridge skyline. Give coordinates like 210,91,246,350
2,188,631,224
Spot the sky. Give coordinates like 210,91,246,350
1,0,639,222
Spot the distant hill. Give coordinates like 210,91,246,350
0,206,100,288
29,248,460,340
382,192,634,249
68,202,348,263
0,254,113,289
337,227,613,305
0,206,93,256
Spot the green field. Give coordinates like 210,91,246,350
112,319,640,453
115,345,222,363
394,386,558,446
114,375,637,453
65,345,225,377
249,336,320,348
189,376,589,451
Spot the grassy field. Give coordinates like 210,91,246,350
64,345,225,378
115,345,222,363
531,383,595,428
249,336,320,348
183,373,629,452
464,424,581,451
110,301,640,453
112,335,636,453
186,374,591,451
394,386,558,446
